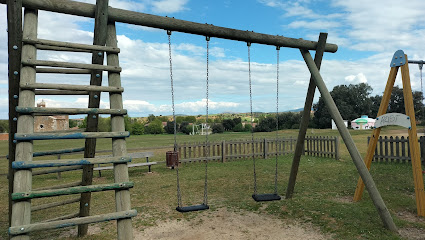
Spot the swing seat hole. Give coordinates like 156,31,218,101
166,151,179,168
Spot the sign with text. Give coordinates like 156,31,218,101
374,113,411,129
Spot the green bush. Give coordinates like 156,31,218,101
212,123,224,133
131,122,145,135
233,123,244,132
146,120,163,134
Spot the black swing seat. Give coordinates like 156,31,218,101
176,204,209,213
252,193,281,202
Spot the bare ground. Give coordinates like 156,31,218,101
134,208,330,240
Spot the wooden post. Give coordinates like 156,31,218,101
222,140,226,163
11,8,37,240
300,48,397,232
400,57,425,216
107,22,134,238
286,33,328,198
7,0,22,228
335,137,340,160
79,0,109,236
263,138,268,159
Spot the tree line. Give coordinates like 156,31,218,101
313,83,424,129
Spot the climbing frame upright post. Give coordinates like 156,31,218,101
353,50,425,217
8,1,136,239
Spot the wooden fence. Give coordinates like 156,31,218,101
177,136,339,163
367,136,425,163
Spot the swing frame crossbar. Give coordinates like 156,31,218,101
5,0,398,233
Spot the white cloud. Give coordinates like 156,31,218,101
151,0,189,13
288,20,341,30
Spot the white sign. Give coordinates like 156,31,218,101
374,113,411,129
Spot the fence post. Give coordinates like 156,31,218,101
222,140,226,163
335,136,340,160
263,138,268,159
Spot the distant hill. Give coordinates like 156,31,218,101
284,108,304,112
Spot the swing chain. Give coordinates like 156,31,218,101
168,31,182,207
203,36,210,206
248,42,257,195
274,46,280,195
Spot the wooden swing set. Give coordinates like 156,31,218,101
3,0,401,239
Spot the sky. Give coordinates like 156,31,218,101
1,0,425,119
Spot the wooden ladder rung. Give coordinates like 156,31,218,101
15,131,130,141
22,59,122,72
94,162,156,171
33,166,83,176
16,106,127,115
20,83,123,93
13,156,131,169
37,44,91,53
36,68,92,74
33,147,85,157
32,197,81,212
35,90,89,95
23,38,120,53
41,212,80,223
9,210,137,235
33,181,82,191
12,182,134,201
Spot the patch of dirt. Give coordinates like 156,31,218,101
397,211,425,224
332,196,353,204
399,227,425,240
134,208,330,240
59,225,103,238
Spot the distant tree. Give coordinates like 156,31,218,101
243,123,252,132
184,116,197,123
69,119,77,128
131,122,145,135
179,121,191,134
146,119,163,134
98,116,111,132
124,115,133,132
388,86,424,119
156,115,169,122
147,114,156,123
179,121,190,133
233,117,242,126
313,83,373,129
369,95,382,118
212,123,224,133
233,123,244,132
255,116,276,132
222,119,235,131
164,121,178,134
0,120,9,133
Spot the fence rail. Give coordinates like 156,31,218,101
178,136,339,163
367,136,425,163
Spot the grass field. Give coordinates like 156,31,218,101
0,127,424,239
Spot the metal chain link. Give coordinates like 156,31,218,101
274,46,280,194
168,30,182,208
248,42,257,195
203,36,210,206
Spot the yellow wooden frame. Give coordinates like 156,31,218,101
353,53,425,216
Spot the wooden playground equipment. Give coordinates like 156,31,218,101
4,0,399,238
353,50,425,217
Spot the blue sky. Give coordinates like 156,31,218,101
1,0,425,119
